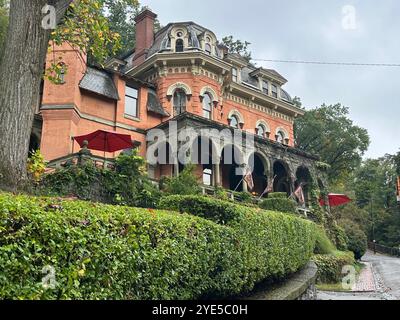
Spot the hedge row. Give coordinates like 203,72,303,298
0,193,240,299
159,195,317,290
0,193,317,299
312,251,355,283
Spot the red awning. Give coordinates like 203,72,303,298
319,194,352,207
74,130,133,153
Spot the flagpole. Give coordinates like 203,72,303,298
233,176,245,192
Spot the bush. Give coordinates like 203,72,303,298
0,192,241,299
339,219,367,260
312,251,355,283
0,192,317,299
159,195,317,290
160,164,201,196
314,226,336,254
41,151,161,208
331,223,348,251
259,193,297,214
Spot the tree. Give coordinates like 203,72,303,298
0,0,124,190
294,104,370,184
221,35,252,62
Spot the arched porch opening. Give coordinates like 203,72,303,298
273,160,291,195
221,144,244,191
295,166,313,206
248,152,268,196
153,141,175,178
190,136,219,186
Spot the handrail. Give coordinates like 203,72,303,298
368,242,400,257
47,152,115,171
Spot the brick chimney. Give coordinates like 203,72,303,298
133,9,157,66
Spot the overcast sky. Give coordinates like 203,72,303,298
141,0,400,159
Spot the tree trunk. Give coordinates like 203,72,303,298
0,0,72,190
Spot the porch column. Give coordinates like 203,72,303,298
173,157,179,177
214,159,221,186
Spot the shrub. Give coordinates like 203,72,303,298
312,251,355,283
0,192,241,299
27,149,47,183
159,195,317,290
259,193,297,214
314,226,336,254
160,164,201,196
339,219,367,260
331,223,348,251
0,192,317,300
41,151,160,208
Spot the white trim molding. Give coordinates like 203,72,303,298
227,109,245,125
167,82,192,97
255,119,271,133
199,86,219,103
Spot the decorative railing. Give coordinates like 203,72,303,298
46,152,115,172
368,242,400,257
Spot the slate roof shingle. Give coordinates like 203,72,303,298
79,67,119,100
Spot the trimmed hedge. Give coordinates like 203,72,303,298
312,251,355,283
159,195,317,290
0,193,316,299
259,196,297,214
314,226,336,255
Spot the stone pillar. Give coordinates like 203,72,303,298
214,160,221,186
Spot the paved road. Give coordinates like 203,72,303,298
318,251,400,300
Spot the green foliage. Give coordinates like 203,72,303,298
46,0,123,83
339,219,367,260
312,251,355,284
259,194,297,214
221,35,252,62
0,192,241,299
232,191,253,203
330,223,348,251
314,226,336,254
0,0,8,61
294,104,370,184
26,150,47,184
159,195,317,290
42,150,160,208
160,164,201,196
0,192,317,299
268,192,287,199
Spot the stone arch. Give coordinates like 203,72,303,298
247,152,270,196
275,126,289,139
295,165,314,206
255,119,271,134
220,144,245,191
272,159,292,195
167,82,192,98
199,86,218,103
227,109,245,126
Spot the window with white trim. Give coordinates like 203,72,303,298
232,68,238,82
271,84,278,98
173,89,186,115
202,93,213,119
125,85,138,118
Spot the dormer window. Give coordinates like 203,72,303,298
205,43,212,55
262,80,269,94
271,84,278,98
232,68,238,82
176,39,184,52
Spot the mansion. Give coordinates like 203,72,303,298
32,9,325,200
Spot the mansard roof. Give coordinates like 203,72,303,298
79,67,119,100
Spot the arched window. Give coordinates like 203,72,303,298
257,124,266,137
173,89,186,116
230,115,239,129
205,43,212,55
276,130,285,143
202,93,213,119
175,39,184,52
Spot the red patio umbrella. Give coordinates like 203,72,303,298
319,193,352,207
74,130,133,156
